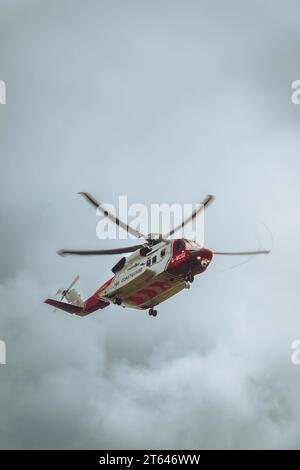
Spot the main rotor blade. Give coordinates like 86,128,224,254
78,192,147,240
164,194,215,239
213,250,270,256
57,245,144,257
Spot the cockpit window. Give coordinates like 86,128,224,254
185,239,198,249
174,240,185,252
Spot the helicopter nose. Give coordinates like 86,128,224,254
196,248,213,268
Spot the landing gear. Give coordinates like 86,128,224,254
113,297,122,305
148,308,158,317
186,272,194,283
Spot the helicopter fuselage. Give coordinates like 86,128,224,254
84,239,213,314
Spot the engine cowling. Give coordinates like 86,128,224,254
112,257,126,274
139,246,152,257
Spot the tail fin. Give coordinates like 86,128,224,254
65,289,84,307
45,274,110,316
46,274,86,315
56,275,80,302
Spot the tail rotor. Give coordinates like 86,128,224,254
56,275,80,302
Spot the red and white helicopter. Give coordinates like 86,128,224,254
45,192,270,317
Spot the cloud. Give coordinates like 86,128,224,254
0,268,300,449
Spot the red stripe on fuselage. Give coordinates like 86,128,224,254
137,288,157,299
126,295,145,305
84,295,109,313
149,281,170,291
96,277,114,296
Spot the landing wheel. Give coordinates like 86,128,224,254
148,308,158,317
186,273,194,283
113,297,122,305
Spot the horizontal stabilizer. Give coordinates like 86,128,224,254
44,298,83,314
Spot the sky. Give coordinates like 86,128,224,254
0,0,300,449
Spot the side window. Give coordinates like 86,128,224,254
146,258,151,267
161,249,166,258
152,255,157,265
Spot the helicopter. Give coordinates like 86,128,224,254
44,192,270,317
